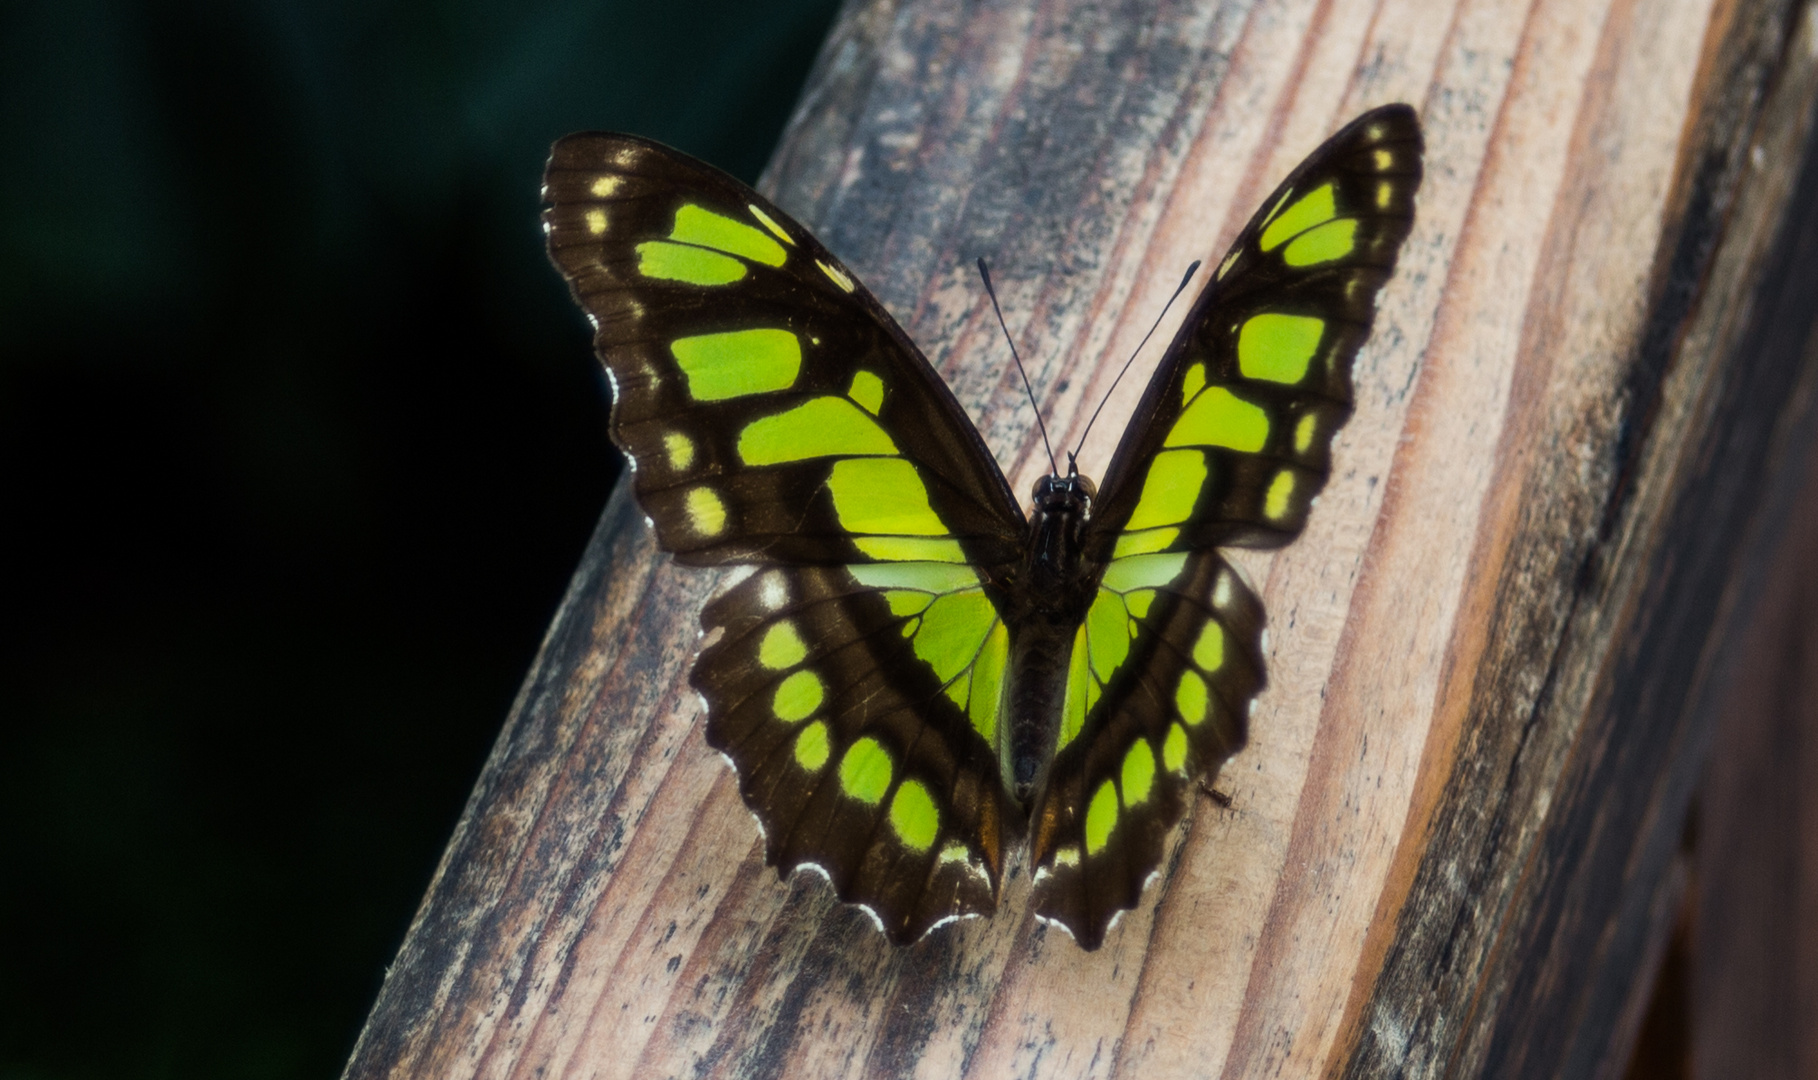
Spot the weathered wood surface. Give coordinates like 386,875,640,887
342,0,1818,1077
1685,401,1818,1077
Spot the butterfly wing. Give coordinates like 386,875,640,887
694,562,1016,941
1030,105,1425,946
543,135,1027,942
543,134,1024,571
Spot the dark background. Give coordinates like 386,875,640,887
0,1,840,1076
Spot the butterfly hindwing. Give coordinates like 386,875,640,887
694,564,1018,942
1029,105,1424,944
1027,551,1264,946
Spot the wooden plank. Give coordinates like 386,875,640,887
1691,397,1818,1078
1617,108,1818,1077
341,1,1818,1076
1345,3,1818,1074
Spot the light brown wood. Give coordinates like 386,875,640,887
343,0,1818,1076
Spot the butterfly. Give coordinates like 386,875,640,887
542,104,1422,949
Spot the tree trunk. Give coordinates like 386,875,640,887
342,0,1818,1076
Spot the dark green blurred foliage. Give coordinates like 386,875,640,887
0,1,838,1076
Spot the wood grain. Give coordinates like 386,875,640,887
342,0,1818,1076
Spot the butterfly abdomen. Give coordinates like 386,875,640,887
1001,474,1103,806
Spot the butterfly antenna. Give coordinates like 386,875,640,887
977,258,1059,476
1072,260,1202,459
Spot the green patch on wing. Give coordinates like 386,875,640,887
1057,552,1190,752
839,737,894,804
670,204,788,266
635,203,789,285
1238,314,1324,385
673,328,802,400
1166,389,1269,452
637,242,746,285
829,459,969,563
1259,183,1335,251
850,561,1006,742
739,397,898,463
1124,450,1207,531
889,779,940,850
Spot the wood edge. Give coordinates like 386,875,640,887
1445,5,1818,1072
339,481,651,1077
1323,0,1815,1073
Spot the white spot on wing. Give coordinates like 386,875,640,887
760,572,789,611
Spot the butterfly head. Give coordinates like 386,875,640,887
1030,467,1095,517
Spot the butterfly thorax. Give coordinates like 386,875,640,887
1001,472,1101,807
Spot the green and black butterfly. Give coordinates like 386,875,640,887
542,104,1421,949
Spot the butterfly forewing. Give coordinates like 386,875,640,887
544,134,1030,940
1028,104,1424,945
1089,104,1422,556
543,134,1025,573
